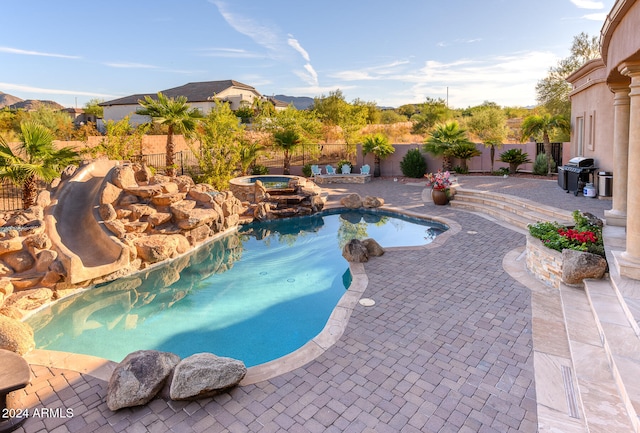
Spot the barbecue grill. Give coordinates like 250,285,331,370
558,157,597,196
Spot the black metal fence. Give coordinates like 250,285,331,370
536,142,563,168
0,144,350,211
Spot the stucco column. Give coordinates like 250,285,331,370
605,86,630,226
615,62,640,279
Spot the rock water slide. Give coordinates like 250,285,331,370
45,159,129,284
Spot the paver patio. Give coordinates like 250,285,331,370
8,176,613,432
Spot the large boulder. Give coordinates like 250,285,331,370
134,235,180,264
107,350,181,411
169,353,246,400
342,239,369,263
0,314,34,355
362,238,385,257
562,249,608,285
340,194,363,209
362,196,384,208
111,165,138,190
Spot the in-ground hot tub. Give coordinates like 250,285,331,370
229,174,308,202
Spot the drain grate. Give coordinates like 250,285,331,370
561,365,580,419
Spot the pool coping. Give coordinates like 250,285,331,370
23,207,462,386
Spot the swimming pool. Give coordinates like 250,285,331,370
27,209,447,367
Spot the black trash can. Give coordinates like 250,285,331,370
598,171,613,197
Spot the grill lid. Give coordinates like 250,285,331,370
566,157,594,167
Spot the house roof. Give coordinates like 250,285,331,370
99,80,261,106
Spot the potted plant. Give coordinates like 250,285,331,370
425,169,452,205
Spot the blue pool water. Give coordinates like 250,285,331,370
27,209,447,366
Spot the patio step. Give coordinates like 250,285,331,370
560,280,639,432
449,187,574,230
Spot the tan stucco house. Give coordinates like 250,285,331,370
99,79,270,125
569,0,640,279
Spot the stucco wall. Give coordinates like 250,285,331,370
567,61,615,173
602,0,640,81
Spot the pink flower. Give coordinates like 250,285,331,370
425,170,452,190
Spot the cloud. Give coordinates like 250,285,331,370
437,38,483,48
582,12,608,20
195,48,264,58
211,1,319,87
570,0,604,9
0,46,80,59
103,62,159,69
210,0,283,55
288,37,310,62
0,82,113,98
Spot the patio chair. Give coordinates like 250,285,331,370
326,165,336,175
311,165,322,176
360,164,370,175
342,164,351,174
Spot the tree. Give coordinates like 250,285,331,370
423,121,473,171
362,133,395,177
466,106,508,172
411,97,450,134
520,114,570,175
257,106,322,175
237,140,264,175
92,116,149,161
137,92,203,176
536,32,600,117
447,142,481,173
0,122,80,208
312,90,368,157
191,100,245,189
84,98,104,118
499,149,531,174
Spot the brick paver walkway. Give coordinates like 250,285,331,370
10,175,611,432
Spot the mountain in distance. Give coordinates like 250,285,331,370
0,91,23,109
273,95,314,110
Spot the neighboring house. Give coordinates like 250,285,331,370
569,0,640,279
62,107,99,126
99,79,266,125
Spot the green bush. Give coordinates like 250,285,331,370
533,153,556,175
302,164,312,177
251,164,269,175
528,210,604,257
400,148,427,178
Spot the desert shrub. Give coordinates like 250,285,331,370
533,153,556,175
251,164,269,175
302,164,312,177
499,149,531,174
400,148,427,178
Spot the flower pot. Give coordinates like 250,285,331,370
431,188,449,205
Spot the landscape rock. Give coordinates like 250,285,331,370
0,314,34,355
2,250,36,273
342,239,369,263
100,182,123,205
340,194,363,209
111,165,138,190
3,288,53,310
362,196,384,208
107,350,181,411
169,353,246,400
362,238,385,257
134,235,180,263
561,249,608,285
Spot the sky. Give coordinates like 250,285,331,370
0,0,614,110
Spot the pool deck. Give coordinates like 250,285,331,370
9,175,620,432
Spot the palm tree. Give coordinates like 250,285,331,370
520,114,570,175
137,92,203,177
423,121,473,171
362,133,395,177
0,122,80,209
447,142,481,173
273,129,302,175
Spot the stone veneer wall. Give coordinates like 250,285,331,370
314,174,372,185
525,234,563,289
